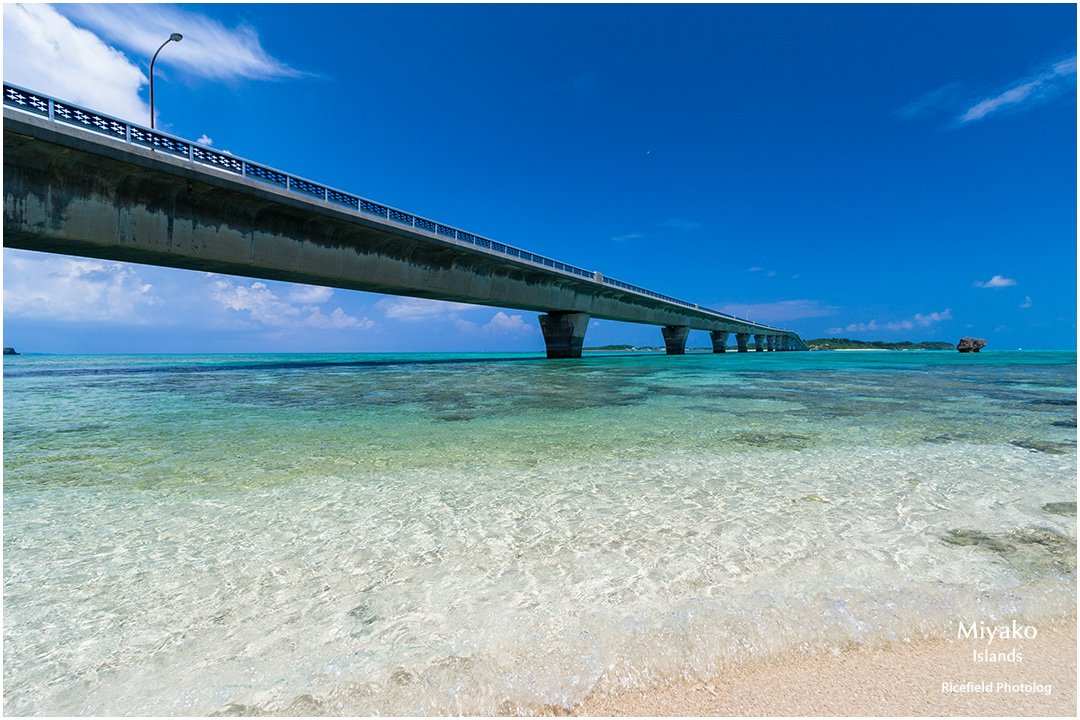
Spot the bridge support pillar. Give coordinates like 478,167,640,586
736,333,750,353
662,325,690,355
777,336,788,351
539,312,590,359
754,334,767,352
710,330,729,353
766,335,777,352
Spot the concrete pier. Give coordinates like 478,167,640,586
766,335,777,352
754,334,766,352
662,325,690,355
736,333,750,353
539,312,590,359
710,330,729,353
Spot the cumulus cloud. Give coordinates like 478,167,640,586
286,285,334,305
838,309,953,334
56,3,301,82
1020,296,1033,309
3,3,149,122
882,309,953,331
482,311,534,336
973,275,1017,289
3,251,161,322
717,299,838,323
376,297,477,321
197,134,213,146
374,297,535,337
212,279,371,329
960,55,1076,123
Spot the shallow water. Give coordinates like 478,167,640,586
3,350,1076,715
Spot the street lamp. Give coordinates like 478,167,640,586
149,33,183,129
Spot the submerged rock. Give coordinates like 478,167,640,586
956,337,986,353
941,528,1015,553
1030,397,1077,407
942,526,1076,575
728,433,812,449
800,494,829,503
1013,525,1076,550
1009,438,1074,455
1042,501,1077,517
1051,418,1077,427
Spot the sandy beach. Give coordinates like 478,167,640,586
574,615,1076,716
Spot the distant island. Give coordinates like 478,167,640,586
807,338,955,351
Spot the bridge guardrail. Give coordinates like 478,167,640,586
3,83,791,335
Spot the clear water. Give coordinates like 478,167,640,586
3,350,1076,715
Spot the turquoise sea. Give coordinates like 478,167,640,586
3,350,1076,715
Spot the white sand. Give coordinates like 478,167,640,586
572,615,1076,716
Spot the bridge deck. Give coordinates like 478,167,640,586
3,84,807,351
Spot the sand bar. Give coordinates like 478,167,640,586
573,615,1076,716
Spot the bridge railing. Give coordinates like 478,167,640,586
3,83,790,335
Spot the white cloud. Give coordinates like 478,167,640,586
840,309,952,334
56,4,301,82
1020,296,1033,309
3,3,149,122
197,134,213,146
376,297,477,321
897,82,964,120
286,285,334,305
375,298,534,337
612,233,644,246
717,299,838,323
973,275,1017,289
3,251,161,322
959,55,1076,123
843,320,879,333
3,3,299,127
912,309,952,327
881,309,953,331
211,278,370,329
482,311,535,336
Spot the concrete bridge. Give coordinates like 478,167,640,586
3,84,808,358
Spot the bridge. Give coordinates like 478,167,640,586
3,84,808,357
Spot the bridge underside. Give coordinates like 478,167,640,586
3,108,807,357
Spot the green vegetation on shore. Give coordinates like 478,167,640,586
807,337,954,351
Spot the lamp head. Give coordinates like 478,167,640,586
170,33,183,42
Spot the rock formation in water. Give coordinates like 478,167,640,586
956,337,986,353
3,347,18,355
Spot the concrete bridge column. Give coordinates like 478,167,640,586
754,334,767,352
736,333,750,353
778,336,789,351
766,335,777,352
538,312,590,359
662,325,690,355
710,330,729,353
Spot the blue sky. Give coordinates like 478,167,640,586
3,3,1076,353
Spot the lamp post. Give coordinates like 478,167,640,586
150,33,183,129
